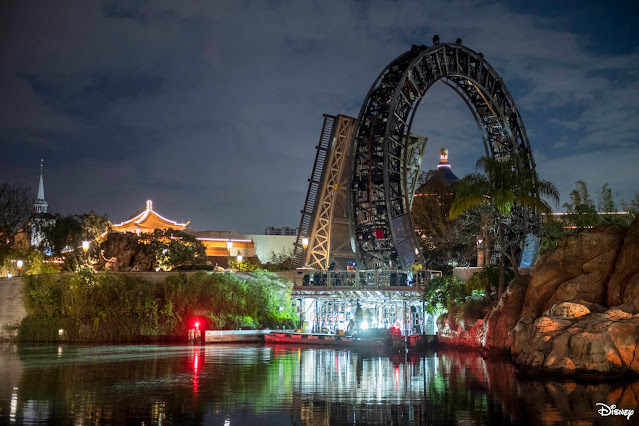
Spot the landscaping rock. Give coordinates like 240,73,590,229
607,216,639,313
511,303,639,377
438,317,485,348
543,301,590,318
520,226,627,318
482,274,530,351
100,232,154,271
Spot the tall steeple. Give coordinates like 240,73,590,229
34,158,48,214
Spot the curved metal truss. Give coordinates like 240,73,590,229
347,42,535,270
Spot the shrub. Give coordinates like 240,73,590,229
454,298,493,328
465,265,514,300
19,270,297,342
423,276,466,315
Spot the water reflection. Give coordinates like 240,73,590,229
0,343,636,425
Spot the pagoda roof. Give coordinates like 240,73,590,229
112,200,189,233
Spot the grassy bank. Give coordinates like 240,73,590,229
19,270,297,342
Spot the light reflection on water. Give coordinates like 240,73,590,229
0,343,637,425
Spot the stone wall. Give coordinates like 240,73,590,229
0,277,26,340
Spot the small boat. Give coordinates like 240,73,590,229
264,332,387,348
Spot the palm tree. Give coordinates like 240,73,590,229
449,153,559,298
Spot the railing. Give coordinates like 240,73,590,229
290,269,442,289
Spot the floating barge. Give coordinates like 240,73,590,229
264,332,387,348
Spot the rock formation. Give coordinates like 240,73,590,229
607,216,639,312
437,316,485,348
511,303,639,377
442,216,639,377
508,217,639,376
520,225,627,318
98,232,154,271
482,275,530,351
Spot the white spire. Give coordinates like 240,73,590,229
34,158,48,214
37,159,45,200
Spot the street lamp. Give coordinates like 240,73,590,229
16,259,23,277
226,240,233,255
302,237,309,267
82,240,90,265
236,253,243,271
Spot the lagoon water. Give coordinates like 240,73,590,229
0,343,636,425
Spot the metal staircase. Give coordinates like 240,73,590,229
292,115,335,269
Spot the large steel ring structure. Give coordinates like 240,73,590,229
348,40,535,270
293,39,535,272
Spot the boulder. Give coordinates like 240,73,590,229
100,232,154,271
438,317,485,348
543,302,590,318
511,302,639,377
482,274,530,351
567,299,607,313
607,216,639,313
520,226,627,318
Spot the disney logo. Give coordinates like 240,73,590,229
596,403,634,420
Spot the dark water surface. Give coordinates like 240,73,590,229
0,343,637,425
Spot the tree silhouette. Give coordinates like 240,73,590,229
450,154,558,298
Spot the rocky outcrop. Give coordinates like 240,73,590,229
482,275,530,351
437,317,485,348
98,232,154,271
511,301,639,377
519,226,627,319
474,217,639,378
607,216,639,312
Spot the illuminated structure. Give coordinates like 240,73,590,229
192,231,256,258
435,148,459,184
289,40,537,335
295,40,536,271
30,159,56,247
112,202,257,266
112,200,189,235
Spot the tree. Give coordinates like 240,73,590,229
597,183,616,213
0,183,33,247
621,192,639,218
411,170,479,272
41,214,84,270
0,246,58,277
562,180,599,228
422,275,466,315
229,256,260,272
465,264,514,302
261,248,294,271
41,212,111,270
450,154,559,298
596,183,631,225
145,228,207,271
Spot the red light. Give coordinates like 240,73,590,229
192,348,200,395
394,325,399,330
195,322,200,330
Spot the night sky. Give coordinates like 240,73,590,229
1,1,638,233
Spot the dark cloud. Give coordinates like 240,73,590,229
1,0,638,233
21,71,164,118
